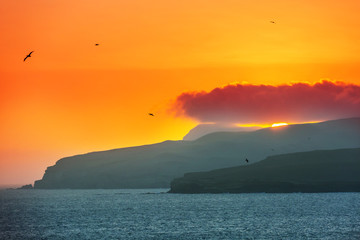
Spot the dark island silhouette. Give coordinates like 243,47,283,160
169,148,360,193
34,118,360,189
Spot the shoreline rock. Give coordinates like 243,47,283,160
17,184,33,190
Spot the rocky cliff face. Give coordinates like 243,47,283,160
169,148,360,193
34,118,360,189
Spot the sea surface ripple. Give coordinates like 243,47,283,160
1,189,360,239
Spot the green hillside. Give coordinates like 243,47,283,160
169,148,360,193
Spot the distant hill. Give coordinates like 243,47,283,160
34,118,360,189
169,148,360,193
183,123,259,141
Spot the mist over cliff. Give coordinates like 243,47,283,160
183,123,260,141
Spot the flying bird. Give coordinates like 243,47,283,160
23,51,34,62
95,43,99,46
148,113,154,116
270,21,276,24
245,158,249,163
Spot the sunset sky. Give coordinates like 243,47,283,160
1,0,360,185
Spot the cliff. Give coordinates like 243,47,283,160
34,118,360,189
169,148,360,193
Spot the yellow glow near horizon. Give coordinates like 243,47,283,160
236,123,271,128
271,123,289,127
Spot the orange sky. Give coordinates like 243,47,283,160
1,0,360,185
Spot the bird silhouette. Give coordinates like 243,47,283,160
24,51,34,62
245,158,249,163
95,43,99,46
148,113,154,116
270,21,276,24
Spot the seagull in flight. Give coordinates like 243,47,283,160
270,21,276,24
245,158,249,163
95,43,99,46
24,51,34,62
148,113,154,116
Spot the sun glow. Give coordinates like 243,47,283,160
271,123,288,127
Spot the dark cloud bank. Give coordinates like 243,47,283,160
174,80,360,124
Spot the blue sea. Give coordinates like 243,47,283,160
1,189,359,239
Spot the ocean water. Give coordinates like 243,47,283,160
1,190,359,240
